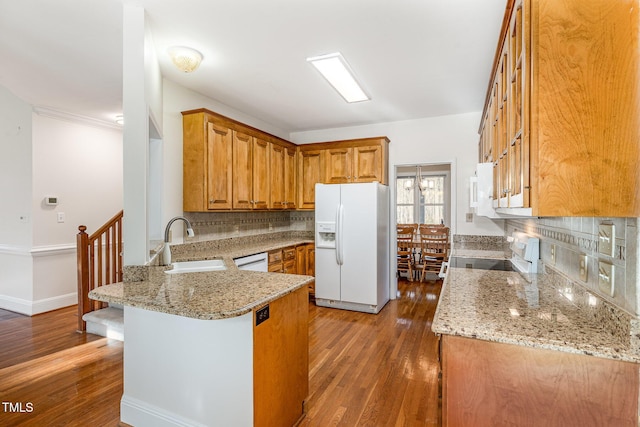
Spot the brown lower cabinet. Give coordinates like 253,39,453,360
295,243,316,297
268,249,284,273
270,244,315,284
441,335,639,427
254,285,308,427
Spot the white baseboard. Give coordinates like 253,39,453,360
0,293,77,316
121,395,208,427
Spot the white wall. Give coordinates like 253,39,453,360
31,113,122,306
0,85,123,314
122,4,166,265
32,114,123,245
0,85,33,248
0,86,35,311
290,112,505,236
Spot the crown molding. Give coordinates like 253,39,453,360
33,106,122,131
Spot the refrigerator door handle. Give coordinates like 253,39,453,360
335,204,341,265
337,203,344,265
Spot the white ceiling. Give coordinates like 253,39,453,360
0,0,506,133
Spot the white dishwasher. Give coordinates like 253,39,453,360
233,252,268,272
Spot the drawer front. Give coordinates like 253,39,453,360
268,250,283,264
268,262,283,273
283,247,296,261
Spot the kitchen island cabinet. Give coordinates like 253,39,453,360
433,263,640,427
89,267,312,427
441,335,638,427
478,0,640,216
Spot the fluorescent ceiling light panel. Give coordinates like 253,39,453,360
307,53,370,103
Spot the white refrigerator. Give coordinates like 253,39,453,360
314,182,390,314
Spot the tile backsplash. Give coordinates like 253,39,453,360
506,217,638,316
183,211,315,241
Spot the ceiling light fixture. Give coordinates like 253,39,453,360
306,52,370,103
168,46,203,73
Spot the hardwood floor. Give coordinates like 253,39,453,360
0,278,441,426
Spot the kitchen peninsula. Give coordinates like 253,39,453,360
89,236,314,427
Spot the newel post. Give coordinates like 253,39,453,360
77,225,90,332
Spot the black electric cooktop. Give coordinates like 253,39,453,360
449,257,514,271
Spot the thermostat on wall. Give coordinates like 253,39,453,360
44,196,59,206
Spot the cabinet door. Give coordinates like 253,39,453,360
283,259,297,275
506,1,527,208
296,245,306,275
306,244,315,297
253,286,308,427
206,123,233,210
270,143,286,209
306,244,315,276
252,137,270,210
298,150,324,209
353,145,383,183
284,147,297,209
325,147,352,183
233,131,254,209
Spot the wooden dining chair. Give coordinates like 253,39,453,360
416,225,450,282
397,224,417,281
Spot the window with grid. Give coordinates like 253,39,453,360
397,174,446,225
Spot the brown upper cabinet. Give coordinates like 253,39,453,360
297,148,325,210
270,143,297,210
182,109,390,212
233,132,270,210
284,146,297,209
298,137,388,210
325,142,387,185
479,0,640,217
182,112,233,211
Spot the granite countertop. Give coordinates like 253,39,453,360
169,236,314,267
89,236,314,320
433,250,640,363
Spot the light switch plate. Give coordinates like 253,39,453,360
598,224,615,257
550,244,556,265
579,254,588,281
598,261,615,297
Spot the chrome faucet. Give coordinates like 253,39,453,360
162,216,195,265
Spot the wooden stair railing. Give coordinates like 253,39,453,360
76,210,124,332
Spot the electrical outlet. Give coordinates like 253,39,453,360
550,244,556,265
598,223,615,256
269,222,273,231
234,225,240,234
57,212,65,223
598,261,615,297
579,254,588,281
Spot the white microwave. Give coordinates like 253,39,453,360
470,163,501,218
